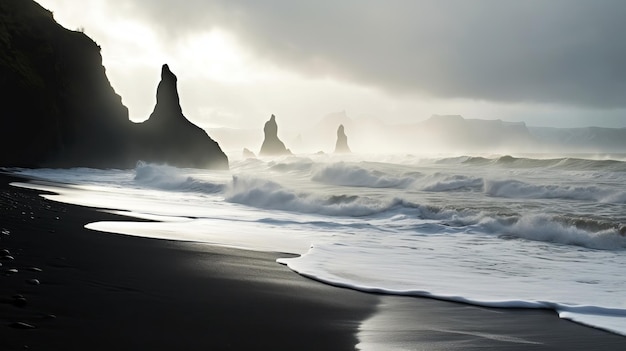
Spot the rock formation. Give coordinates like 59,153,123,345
334,124,351,153
0,0,228,169
259,115,291,156
137,64,228,169
0,0,130,168
242,148,256,158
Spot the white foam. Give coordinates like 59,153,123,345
279,241,626,336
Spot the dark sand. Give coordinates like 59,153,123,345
1,172,625,350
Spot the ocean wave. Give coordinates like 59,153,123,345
554,158,626,172
269,158,315,173
311,162,417,188
454,155,626,172
133,162,224,194
225,174,626,250
420,174,484,192
461,156,493,165
225,176,427,217
484,179,626,203
478,213,626,250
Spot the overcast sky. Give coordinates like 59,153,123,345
37,0,626,130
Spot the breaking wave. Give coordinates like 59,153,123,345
484,179,626,204
420,173,484,192
311,162,417,188
457,155,626,172
223,175,626,250
133,162,224,194
225,176,417,217
478,213,626,250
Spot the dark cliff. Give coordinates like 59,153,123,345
0,0,228,169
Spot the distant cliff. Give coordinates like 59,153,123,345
0,0,227,169
414,115,536,152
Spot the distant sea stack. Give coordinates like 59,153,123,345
259,115,291,156
136,64,228,169
242,148,256,158
0,0,228,169
334,124,351,153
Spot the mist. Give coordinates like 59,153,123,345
210,112,626,158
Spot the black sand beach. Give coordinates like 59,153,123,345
1,172,625,350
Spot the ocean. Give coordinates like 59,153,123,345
8,153,626,336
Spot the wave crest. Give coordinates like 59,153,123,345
311,162,417,188
226,176,420,217
480,214,626,250
421,174,484,192
134,162,224,193
484,179,626,203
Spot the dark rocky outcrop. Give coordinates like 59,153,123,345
0,0,228,169
334,124,351,153
259,115,291,156
134,64,228,169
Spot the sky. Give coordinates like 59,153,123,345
36,0,626,132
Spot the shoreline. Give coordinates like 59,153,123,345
0,173,377,350
1,172,625,350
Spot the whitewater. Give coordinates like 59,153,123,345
7,153,626,336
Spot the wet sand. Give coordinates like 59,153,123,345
1,172,624,350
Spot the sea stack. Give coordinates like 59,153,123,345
259,115,291,156
138,64,229,169
242,148,256,158
334,124,351,153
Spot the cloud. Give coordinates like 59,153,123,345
114,0,626,108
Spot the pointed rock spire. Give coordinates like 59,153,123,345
150,64,183,122
140,64,229,169
259,114,291,156
334,124,351,153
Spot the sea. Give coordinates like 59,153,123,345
7,152,626,337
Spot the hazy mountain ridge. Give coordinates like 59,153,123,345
211,112,625,156
296,113,625,155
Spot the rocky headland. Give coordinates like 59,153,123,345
0,0,227,169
